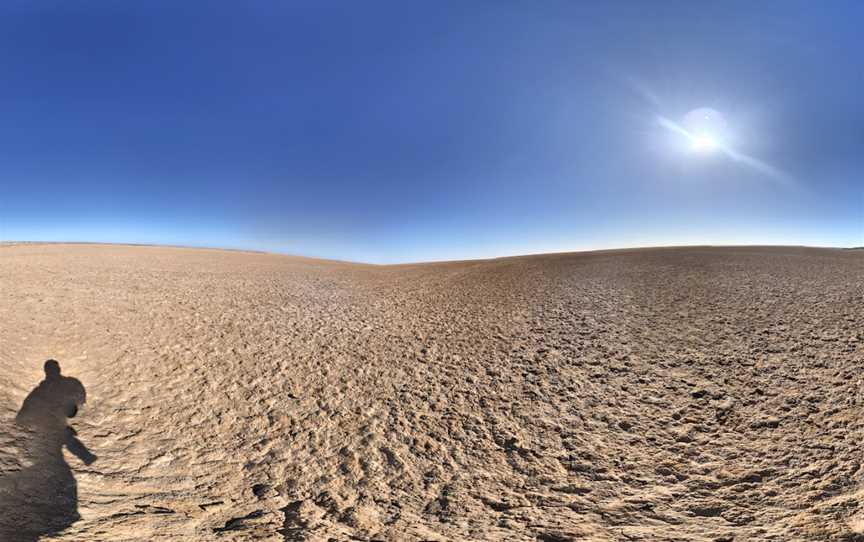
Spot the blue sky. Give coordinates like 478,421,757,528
1,1,861,263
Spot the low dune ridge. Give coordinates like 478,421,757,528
0,244,862,541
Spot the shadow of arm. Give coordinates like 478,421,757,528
65,429,97,466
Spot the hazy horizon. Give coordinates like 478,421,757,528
2,1,862,263
2,240,860,266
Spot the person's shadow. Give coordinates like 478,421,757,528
0,360,96,541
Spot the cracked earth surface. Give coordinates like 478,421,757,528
1,244,862,541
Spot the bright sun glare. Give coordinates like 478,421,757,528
690,134,719,152
657,109,789,183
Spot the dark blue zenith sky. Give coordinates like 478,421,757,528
1,1,862,263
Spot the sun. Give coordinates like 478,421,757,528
657,107,790,182
690,133,719,152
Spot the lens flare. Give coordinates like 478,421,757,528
690,134,719,152
656,110,791,184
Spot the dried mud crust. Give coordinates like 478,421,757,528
0,244,862,541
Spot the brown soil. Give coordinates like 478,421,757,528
1,244,862,541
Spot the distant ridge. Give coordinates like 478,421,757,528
0,240,268,255
3,241,858,267
0,241,371,266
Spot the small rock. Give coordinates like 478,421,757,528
750,417,781,429
691,389,709,399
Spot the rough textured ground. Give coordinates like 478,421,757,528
1,244,862,541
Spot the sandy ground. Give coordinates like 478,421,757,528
0,244,862,541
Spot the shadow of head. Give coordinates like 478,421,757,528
44,359,61,377
16,360,87,427
0,359,96,541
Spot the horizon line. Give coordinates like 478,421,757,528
1,240,857,267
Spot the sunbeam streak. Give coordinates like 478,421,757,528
657,115,792,185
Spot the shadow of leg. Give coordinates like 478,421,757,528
0,447,80,541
